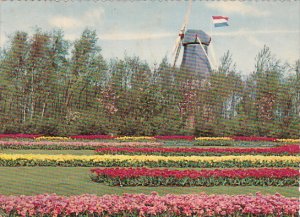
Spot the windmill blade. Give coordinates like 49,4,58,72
172,0,192,67
171,34,183,67
173,40,182,67
180,0,192,32
196,36,216,70
172,35,182,56
172,0,192,56
209,40,219,69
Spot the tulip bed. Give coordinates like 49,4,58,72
0,134,41,139
90,167,299,187
0,140,284,149
0,134,299,143
1,192,299,217
70,135,116,140
193,140,279,147
34,136,71,141
94,145,300,156
0,134,299,214
0,141,163,150
0,154,299,167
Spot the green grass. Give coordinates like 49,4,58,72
1,147,298,198
0,167,297,197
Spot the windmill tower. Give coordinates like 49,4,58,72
171,1,214,131
172,2,214,80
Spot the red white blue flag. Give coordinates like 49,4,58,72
212,16,229,27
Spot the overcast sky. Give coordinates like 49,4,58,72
0,1,299,75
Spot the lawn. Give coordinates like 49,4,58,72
0,167,297,197
1,145,298,199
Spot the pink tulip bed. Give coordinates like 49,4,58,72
0,192,299,217
90,167,298,187
0,141,163,150
0,134,41,139
231,136,277,142
94,145,300,156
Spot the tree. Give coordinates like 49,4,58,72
66,29,106,113
276,60,300,137
1,31,29,124
41,29,70,119
195,51,243,136
238,45,287,136
0,28,299,137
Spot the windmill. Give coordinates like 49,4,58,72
172,2,214,80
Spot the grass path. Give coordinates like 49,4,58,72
0,167,297,197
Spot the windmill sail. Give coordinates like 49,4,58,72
172,0,192,67
180,29,212,80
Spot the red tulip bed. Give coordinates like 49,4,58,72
95,145,300,156
1,192,299,217
90,167,299,187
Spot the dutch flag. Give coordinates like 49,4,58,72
212,16,229,27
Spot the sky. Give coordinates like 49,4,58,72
0,1,299,75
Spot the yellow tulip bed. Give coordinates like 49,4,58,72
30,135,299,143
115,136,155,141
195,137,233,141
0,153,298,167
0,133,298,143
276,139,300,143
35,136,71,141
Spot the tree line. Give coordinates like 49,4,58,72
0,28,299,137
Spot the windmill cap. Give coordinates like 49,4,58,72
182,29,211,45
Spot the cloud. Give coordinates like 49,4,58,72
0,32,7,48
49,8,105,29
211,28,300,47
211,29,300,37
100,32,174,41
84,8,105,25
205,2,270,17
0,39,4,48
49,16,81,29
64,33,79,41
212,29,300,50
245,35,264,47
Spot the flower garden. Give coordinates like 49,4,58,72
0,134,299,216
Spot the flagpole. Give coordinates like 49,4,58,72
210,18,213,38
